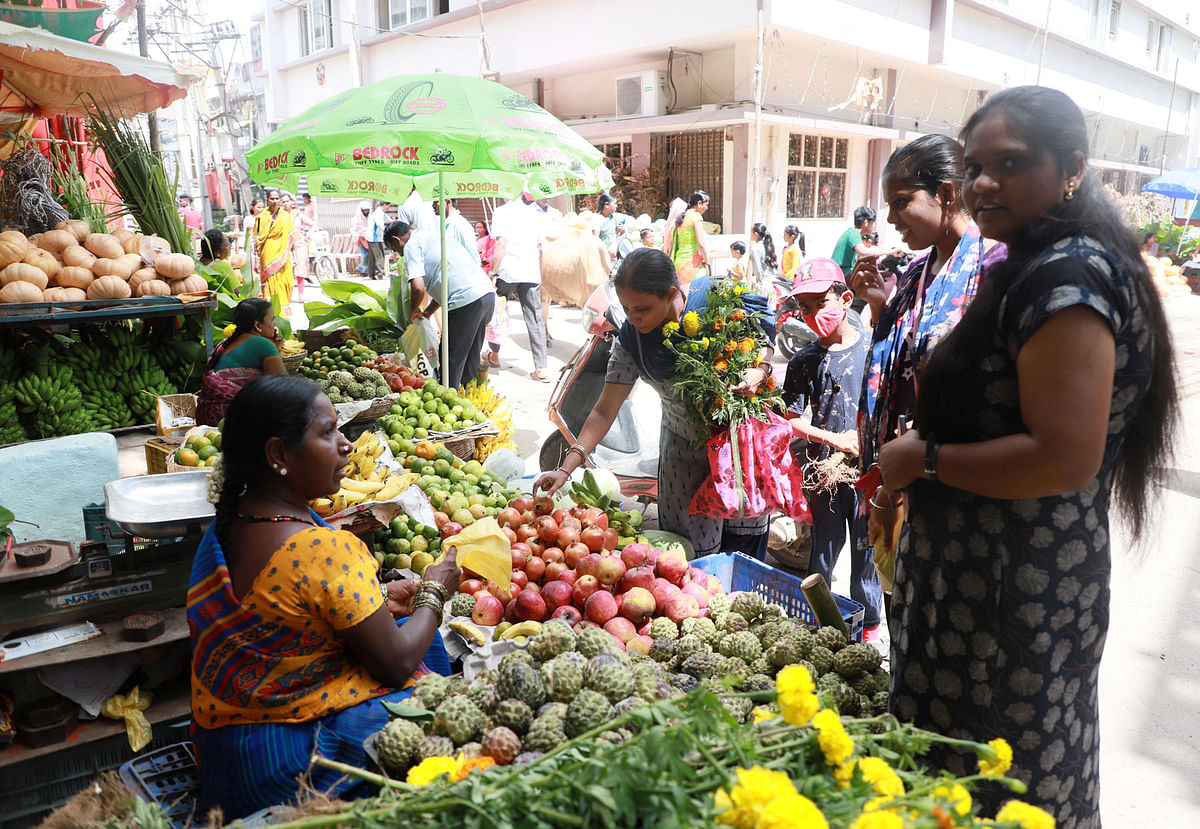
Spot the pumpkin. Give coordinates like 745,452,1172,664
136,279,172,297
122,234,145,255
140,235,171,262
55,266,94,291
84,233,124,260
58,287,87,303
61,244,97,269
1,262,49,289
55,219,91,243
38,229,76,254
129,268,157,290
0,231,29,268
229,251,247,269
24,248,60,279
0,280,43,303
170,274,208,295
87,275,132,301
43,286,66,301
111,228,134,244
155,252,195,281
92,258,135,279
117,253,144,273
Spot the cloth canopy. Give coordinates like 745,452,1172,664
1142,168,1200,201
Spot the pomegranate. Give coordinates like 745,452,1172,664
487,581,513,604
583,507,609,529
460,578,483,595
532,494,555,516
541,579,573,610
515,524,538,543
552,508,571,525
544,561,567,582
527,538,547,557
580,526,606,553
496,507,523,529
510,570,528,590
515,589,547,621
576,553,602,578
501,527,518,545
525,556,546,582
560,516,582,533
602,528,619,550
542,547,565,564
511,547,528,570
508,496,533,513
563,542,589,568
555,527,579,549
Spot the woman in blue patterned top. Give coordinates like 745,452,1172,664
535,247,776,559
876,86,1177,827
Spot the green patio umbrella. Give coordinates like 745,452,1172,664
246,73,613,378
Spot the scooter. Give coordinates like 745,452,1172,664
765,271,817,360
540,279,661,501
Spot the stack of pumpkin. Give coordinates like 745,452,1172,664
0,220,205,305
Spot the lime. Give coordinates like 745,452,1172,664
197,445,220,461
410,535,428,553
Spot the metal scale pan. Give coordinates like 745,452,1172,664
104,472,215,539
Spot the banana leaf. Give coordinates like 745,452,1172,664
304,279,407,337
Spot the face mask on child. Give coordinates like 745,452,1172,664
803,304,846,338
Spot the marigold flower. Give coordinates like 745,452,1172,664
994,800,1055,829
932,783,972,817
724,341,737,355
713,396,725,410
751,706,775,724
775,665,818,727
714,359,729,372
222,323,237,339
662,321,680,337
714,767,821,829
765,376,777,391
849,812,903,829
739,337,755,353
681,311,701,337
453,755,496,781
731,309,746,321
758,793,828,829
813,708,854,767
856,757,904,797
978,737,1013,777
406,754,460,786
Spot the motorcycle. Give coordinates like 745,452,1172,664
540,279,661,501
764,270,818,361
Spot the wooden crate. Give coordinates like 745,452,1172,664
145,437,183,475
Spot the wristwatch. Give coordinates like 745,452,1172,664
924,434,940,482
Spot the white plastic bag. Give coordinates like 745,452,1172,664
401,318,439,379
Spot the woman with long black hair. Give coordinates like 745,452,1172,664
877,86,1178,828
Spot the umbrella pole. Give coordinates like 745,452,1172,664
439,172,450,384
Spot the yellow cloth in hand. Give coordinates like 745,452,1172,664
442,517,511,591
101,685,153,752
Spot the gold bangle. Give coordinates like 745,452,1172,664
420,580,448,601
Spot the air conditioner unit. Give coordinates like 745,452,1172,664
615,71,667,119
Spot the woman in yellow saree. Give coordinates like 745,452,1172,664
254,189,295,316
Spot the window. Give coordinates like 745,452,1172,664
1157,24,1173,72
596,143,633,176
786,134,848,219
377,0,430,31
299,0,334,57
1108,1,1120,38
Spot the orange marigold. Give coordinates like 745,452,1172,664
453,756,496,781
765,376,777,391
714,359,729,372
731,309,745,321
723,342,737,355
713,396,725,410
739,338,755,353
713,317,725,330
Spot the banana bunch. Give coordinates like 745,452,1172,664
0,349,25,444
461,379,516,462
13,364,94,439
280,339,306,356
62,340,137,429
568,469,644,544
311,430,417,515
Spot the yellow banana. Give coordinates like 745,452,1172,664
340,477,385,494
310,498,334,516
337,488,369,505
498,620,541,640
448,620,488,647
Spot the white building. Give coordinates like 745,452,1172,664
253,0,1200,253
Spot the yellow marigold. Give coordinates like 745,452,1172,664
932,783,973,818
663,321,680,337
813,708,854,767
222,323,236,339
406,754,460,786
994,800,1055,829
751,706,775,724
849,812,904,829
452,755,496,781
978,737,1013,777
758,792,829,829
775,665,818,728
856,757,904,797
739,337,755,353
714,766,802,828
681,311,701,337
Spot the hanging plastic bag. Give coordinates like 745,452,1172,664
689,410,811,522
401,318,440,379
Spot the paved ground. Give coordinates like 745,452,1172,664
115,284,1200,824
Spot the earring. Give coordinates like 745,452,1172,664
1064,183,1075,201
279,467,288,476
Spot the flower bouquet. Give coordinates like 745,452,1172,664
663,279,810,521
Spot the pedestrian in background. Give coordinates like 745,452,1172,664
877,86,1177,827
747,222,778,291
491,191,550,382
832,206,891,279
366,201,390,280
662,190,710,284
351,200,370,276
781,224,806,281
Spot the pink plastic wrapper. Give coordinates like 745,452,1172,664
689,410,811,522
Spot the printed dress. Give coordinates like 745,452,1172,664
891,236,1153,828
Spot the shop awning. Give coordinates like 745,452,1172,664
0,21,194,120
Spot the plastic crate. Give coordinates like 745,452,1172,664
119,742,199,829
691,552,865,641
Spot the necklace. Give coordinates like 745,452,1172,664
237,512,317,526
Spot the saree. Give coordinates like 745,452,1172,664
858,225,1004,468
255,208,294,316
195,366,260,428
669,210,707,284
187,518,449,817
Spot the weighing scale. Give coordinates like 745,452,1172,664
0,472,213,640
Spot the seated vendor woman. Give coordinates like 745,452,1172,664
188,375,460,818
195,298,285,426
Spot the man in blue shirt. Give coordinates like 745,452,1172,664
384,220,496,389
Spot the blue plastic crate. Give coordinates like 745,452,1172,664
118,742,199,829
691,552,865,641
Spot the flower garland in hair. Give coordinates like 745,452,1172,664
205,453,226,504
